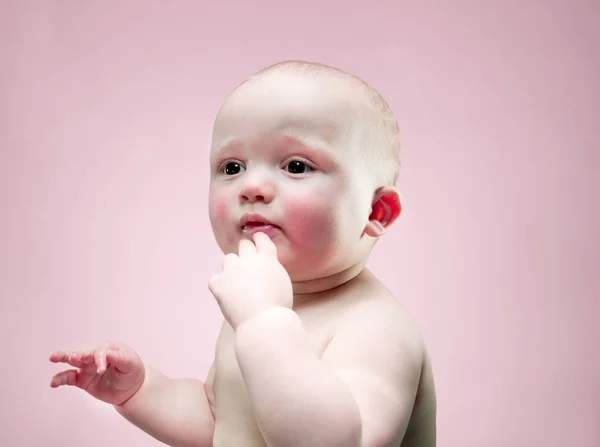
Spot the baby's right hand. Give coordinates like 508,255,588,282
49,341,145,406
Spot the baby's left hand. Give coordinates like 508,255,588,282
209,232,293,330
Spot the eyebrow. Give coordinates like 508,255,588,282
210,134,335,164
278,134,333,159
210,137,240,163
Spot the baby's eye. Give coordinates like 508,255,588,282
222,162,245,175
284,160,313,174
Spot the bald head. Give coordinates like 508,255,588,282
213,60,400,187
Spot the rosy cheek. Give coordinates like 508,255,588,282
209,191,231,223
283,193,336,247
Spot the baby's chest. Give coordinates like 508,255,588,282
213,318,332,402
210,318,333,445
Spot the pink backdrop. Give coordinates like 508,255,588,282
1,1,598,446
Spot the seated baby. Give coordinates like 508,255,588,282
50,60,437,447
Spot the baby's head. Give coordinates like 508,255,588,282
208,61,401,282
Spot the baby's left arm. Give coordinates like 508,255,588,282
234,301,423,447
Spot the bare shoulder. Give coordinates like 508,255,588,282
320,271,431,446
334,271,425,355
332,280,426,391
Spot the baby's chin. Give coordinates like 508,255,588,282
222,233,342,278
278,251,347,283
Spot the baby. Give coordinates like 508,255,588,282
49,60,436,447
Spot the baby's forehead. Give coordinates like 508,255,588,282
227,72,364,115
213,72,369,148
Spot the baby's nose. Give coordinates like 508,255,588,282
239,180,275,203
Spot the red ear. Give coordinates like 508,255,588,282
365,187,402,237
369,200,387,223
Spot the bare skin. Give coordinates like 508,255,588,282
208,267,436,447
202,68,436,446
49,267,435,447
49,63,437,446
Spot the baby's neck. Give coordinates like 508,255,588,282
291,262,368,303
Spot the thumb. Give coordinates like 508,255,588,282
106,349,140,374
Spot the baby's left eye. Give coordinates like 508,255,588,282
284,160,313,174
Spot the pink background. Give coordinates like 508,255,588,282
1,1,598,446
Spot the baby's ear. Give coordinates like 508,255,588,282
364,186,402,237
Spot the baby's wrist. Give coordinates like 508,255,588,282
114,366,147,407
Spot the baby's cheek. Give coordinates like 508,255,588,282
208,191,235,250
209,192,231,223
284,194,336,249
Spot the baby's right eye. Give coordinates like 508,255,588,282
222,162,245,175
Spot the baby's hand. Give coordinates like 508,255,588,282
49,341,145,406
209,232,293,330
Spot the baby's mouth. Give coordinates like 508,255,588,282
241,221,280,231
239,213,281,233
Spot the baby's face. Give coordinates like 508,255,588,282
208,73,377,281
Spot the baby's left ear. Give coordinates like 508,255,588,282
364,186,402,237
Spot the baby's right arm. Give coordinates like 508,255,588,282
49,341,214,447
115,365,215,447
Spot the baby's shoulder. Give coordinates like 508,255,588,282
329,274,424,353
344,270,416,316
314,273,432,445
344,294,421,342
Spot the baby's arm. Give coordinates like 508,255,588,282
50,342,215,447
234,301,423,447
115,364,215,447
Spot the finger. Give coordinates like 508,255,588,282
49,369,81,388
106,349,136,374
221,253,238,269
77,350,96,365
66,352,84,367
238,238,256,257
94,344,109,375
208,273,220,295
253,232,277,257
50,345,96,364
49,350,74,363
67,348,96,367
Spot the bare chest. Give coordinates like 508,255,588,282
210,309,334,446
